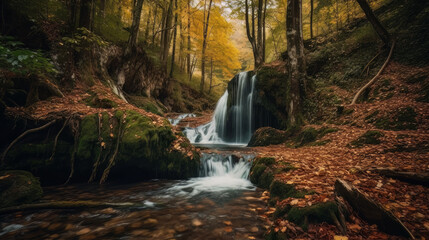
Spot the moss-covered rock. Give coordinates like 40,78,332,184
248,127,289,147
350,130,384,147
366,107,418,130
269,180,309,200
286,202,339,230
0,170,43,208
4,110,199,184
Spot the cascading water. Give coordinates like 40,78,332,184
168,153,254,197
183,71,257,145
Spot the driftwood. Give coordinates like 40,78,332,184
1,120,56,165
335,179,414,239
373,168,429,187
0,200,135,215
351,40,395,105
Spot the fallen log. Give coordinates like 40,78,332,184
334,179,414,239
372,168,429,187
0,200,136,215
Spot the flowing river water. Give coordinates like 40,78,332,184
0,151,267,240
1,72,269,239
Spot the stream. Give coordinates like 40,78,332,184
0,152,267,240
1,71,269,239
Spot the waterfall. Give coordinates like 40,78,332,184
167,153,254,196
183,71,257,145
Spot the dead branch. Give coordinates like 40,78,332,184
335,179,414,238
48,118,69,163
351,40,395,105
0,200,136,215
1,120,56,165
372,168,429,187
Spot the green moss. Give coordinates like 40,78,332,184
269,180,309,200
297,127,318,146
256,157,276,166
259,169,274,189
249,164,267,184
317,127,339,138
286,202,339,231
350,130,384,147
0,170,43,208
248,127,289,147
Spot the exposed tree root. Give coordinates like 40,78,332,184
0,200,136,215
99,116,125,184
65,118,80,185
88,113,103,183
330,210,347,235
335,179,414,238
1,120,56,165
372,168,429,187
351,40,395,105
48,118,69,164
361,50,382,76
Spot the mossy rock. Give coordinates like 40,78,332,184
269,180,309,200
296,127,318,146
286,201,339,230
255,157,276,166
248,127,289,147
0,170,43,208
249,164,267,184
367,107,418,130
350,130,384,147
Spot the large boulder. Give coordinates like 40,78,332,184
248,127,288,147
0,170,43,208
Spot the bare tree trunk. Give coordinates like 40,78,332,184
310,0,314,38
169,0,178,77
125,0,145,55
69,0,78,30
286,0,306,126
208,58,213,94
151,5,158,45
160,0,174,71
144,8,151,45
200,0,213,94
79,0,92,29
187,0,191,75
245,0,265,69
356,0,390,45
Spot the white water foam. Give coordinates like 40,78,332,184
167,154,254,197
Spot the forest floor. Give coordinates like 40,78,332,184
181,61,429,239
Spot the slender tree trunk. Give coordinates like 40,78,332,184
69,0,78,30
151,5,158,45
170,0,178,77
209,58,213,94
79,0,92,29
144,8,151,45
286,0,306,126
187,0,191,75
125,0,145,55
356,0,390,45
310,0,314,38
200,0,213,94
160,0,174,71
245,0,265,69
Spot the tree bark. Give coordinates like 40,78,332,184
310,0,314,38
356,0,390,45
125,0,145,56
160,0,174,71
187,0,191,75
200,0,213,94
245,0,266,69
79,0,92,29
151,5,158,45
144,8,151,45
286,0,306,126
335,179,414,238
169,0,178,77
208,58,213,94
